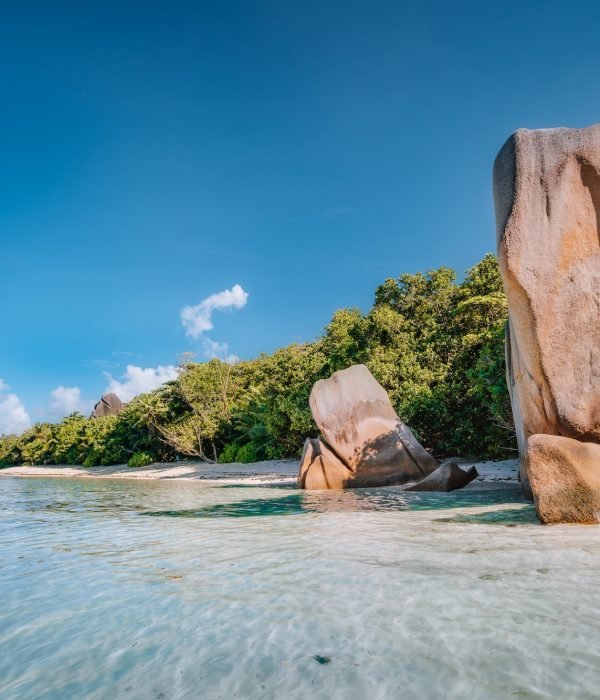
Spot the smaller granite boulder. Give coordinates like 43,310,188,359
299,365,439,489
404,461,478,492
91,393,123,418
528,434,600,524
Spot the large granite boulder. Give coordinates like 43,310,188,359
91,393,123,418
494,123,600,513
299,365,446,489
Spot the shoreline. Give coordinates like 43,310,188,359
0,457,520,487
0,459,300,485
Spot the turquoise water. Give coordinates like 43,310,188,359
1,476,600,699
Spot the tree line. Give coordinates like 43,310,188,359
0,254,515,468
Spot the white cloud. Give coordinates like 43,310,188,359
181,284,248,339
201,338,240,364
0,393,31,435
202,337,228,358
104,364,179,403
49,386,91,419
0,378,9,391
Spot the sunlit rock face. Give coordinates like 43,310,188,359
298,437,354,490
298,364,439,489
494,124,600,519
528,434,600,524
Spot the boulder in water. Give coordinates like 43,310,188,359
299,365,439,489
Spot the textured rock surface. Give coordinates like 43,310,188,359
494,124,600,500
91,393,123,418
528,434,600,523
404,461,478,492
298,438,353,489
299,365,438,489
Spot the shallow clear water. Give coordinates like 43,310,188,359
1,476,600,700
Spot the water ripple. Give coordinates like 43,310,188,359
1,476,600,699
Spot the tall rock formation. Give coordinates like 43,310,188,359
494,123,600,522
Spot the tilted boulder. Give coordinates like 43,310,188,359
91,392,123,418
299,364,440,489
494,123,600,516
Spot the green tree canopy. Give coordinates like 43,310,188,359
0,253,515,467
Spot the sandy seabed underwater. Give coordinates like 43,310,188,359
1,474,599,700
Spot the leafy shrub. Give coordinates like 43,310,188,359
218,443,239,463
0,434,21,467
235,442,258,464
217,442,259,464
83,452,100,468
127,451,155,468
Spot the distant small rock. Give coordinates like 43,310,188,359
91,393,123,418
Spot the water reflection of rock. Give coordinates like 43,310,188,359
299,489,388,512
298,365,477,492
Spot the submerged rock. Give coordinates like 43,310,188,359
404,461,478,492
91,393,123,418
494,123,600,520
299,365,439,489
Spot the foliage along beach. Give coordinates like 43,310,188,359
0,253,514,470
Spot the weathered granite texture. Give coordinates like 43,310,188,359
528,434,600,524
494,123,600,515
298,364,472,490
297,437,353,489
91,393,123,418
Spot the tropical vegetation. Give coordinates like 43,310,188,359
0,254,515,467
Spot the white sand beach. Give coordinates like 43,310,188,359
0,457,519,486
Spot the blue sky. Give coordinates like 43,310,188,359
2,0,600,430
